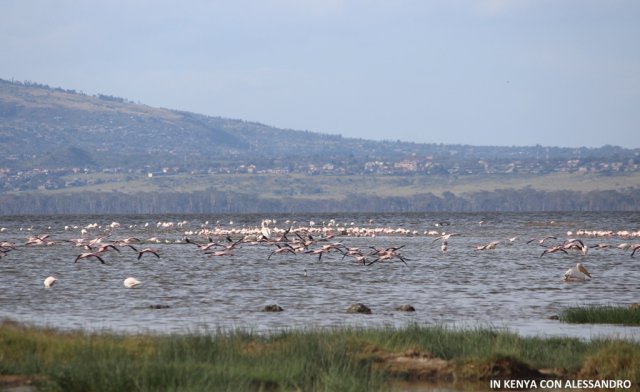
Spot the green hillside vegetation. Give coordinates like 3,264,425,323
42,171,640,199
1,78,639,213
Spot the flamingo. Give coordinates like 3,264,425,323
95,244,120,253
75,252,106,264
25,235,50,246
432,233,459,242
267,243,296,260
474,241,500,250
527,236,557,246
367,245,408,266
563,239,588,256
540,245,568,257
205,249,235,257
185,237,219,251
137,248,160,260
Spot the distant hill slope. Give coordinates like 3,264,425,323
1,78,640,214
2,78,638,172
0,78,395,170
0,79,247,169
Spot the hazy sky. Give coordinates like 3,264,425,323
1,0,639,148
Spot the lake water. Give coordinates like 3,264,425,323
1,212,639,339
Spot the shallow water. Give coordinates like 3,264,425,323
1,211,639,339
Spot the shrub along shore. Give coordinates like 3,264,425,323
560,305,640,326
1,319,639,391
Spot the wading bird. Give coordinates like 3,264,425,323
474,241,500,250
540,245,568,258
267,243,296,260
44,276,57,288
137,248,160,260
74,252,106,264
563,262,592,282
527,236,557,246
123,277,141,288
563,239,588,256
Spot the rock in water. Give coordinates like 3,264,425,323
262,304,284,312
347,303,372,314
149,304,170,309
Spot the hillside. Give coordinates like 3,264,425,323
3,79,638,170
0,78,394,170
1,78,639,213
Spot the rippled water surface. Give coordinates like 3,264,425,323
1,212,639,338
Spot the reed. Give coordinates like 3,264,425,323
1,320,639,391
560,305,640,326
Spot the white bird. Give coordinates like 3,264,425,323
563,263,592,282
474,240,500,250
44,276,57,288
123,277,141,288
617,243,631,250
433,233,459,242
260,219,271,241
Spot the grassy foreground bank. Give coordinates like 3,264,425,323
560,305,640,326
1,320,639,391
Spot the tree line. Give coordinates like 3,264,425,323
0,187,638,215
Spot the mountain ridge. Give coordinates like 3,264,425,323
1,78,639,214
3,78,637,171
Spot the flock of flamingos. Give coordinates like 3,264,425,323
2,218,640,289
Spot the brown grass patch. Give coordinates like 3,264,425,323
359,344,568,384
0,374,47,390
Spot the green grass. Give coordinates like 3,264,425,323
1,320,640,391
40,171,640,199
560,305,640,326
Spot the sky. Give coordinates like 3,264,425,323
1,0,639,149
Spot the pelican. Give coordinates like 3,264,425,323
123,277,141,288
260,219,271,241
617,243,631,251
44,276,57,288
563,263,591,282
